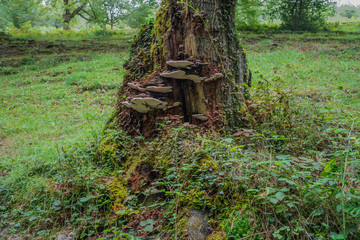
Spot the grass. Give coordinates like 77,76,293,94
0,24,359,239
242,30,360,113
0,36,128,186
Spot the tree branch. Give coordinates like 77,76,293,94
69,2,86,20
78,13,90,21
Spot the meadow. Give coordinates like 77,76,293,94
0,24,359,239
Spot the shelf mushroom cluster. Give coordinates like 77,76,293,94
122,60,223,121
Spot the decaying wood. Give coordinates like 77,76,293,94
117,0,248,136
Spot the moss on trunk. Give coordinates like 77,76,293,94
116,0,249,137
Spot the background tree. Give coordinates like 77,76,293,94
62,0,88,30
79,0,124,29
265,0,335,31
116,0,249,136
235,0,263,31
338,4,359,19
123,0,157,28
37,3,64,28
0,0,40,29
44,0,89,30
79,0,157,29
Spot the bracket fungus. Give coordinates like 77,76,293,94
192,114,209,121
160,70,206,83
146,86,173,93
127,82,146,92
122,97,180,113
166,60,193,69
205,73,224,82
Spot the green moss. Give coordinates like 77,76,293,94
122,1,171,82
106,178,129,212
125,151,151,176
151,0,171,68
123,21,155,81
102,111,117,133
97,129,132,164
213,195,230,210
180,189,212,210
207,231,228,240
97,132,120,161
175,209,191,240
197,153,220,171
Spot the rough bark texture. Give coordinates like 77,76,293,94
117,0,248,136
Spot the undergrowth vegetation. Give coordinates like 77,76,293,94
1,26,359,239
4,23,135,40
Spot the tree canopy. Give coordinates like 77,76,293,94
79,0,157,29
0,0,157,30
0,0,40,29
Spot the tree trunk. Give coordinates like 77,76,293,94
63,14,71,31
63,0,86,30
12,15,21,29
63,0,71,30
117,0,249,137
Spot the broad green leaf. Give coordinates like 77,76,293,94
144,225,154,232
275,192,285,201
79,195,96,202
147,219,155,225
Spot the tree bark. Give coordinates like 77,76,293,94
63,0,86,30
63,0,71,30
117,0,249,136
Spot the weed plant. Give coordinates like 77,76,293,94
0,27,359,239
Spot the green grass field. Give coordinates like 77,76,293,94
243,31,360,113
1,37,128,165
0,26,359,239
0,37,130,238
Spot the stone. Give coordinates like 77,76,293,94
192,114,209,121
167,60,193,69
205,73,224,82
160,71,206,83
146,86,173,93
188,210,212,240
56,232,74,240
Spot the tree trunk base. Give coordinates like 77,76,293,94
116,1,249,137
